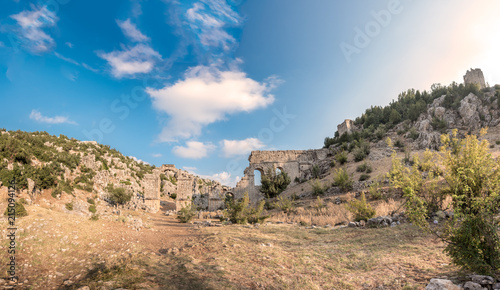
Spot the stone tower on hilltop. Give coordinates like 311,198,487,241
463,68,486,89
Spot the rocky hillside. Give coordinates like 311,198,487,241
325,81,500,151
0,129,225,215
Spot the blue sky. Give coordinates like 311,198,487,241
1,0,500,186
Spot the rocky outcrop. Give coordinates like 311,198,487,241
412,92,499,149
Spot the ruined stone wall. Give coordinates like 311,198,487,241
337,119,354,136
142,174,160,212
464,68,486,89
231,149,329,202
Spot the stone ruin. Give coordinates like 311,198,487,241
230,149,329,202
464,68,486,89
337,119,355,136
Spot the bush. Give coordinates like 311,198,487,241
260,167,291,198
333,168,353,191
312,165,321,179
389,128,500,274
345,192,375,222
87,197,95,204
309,179,327,196
356,162,372,173
89,214,99,221
65,202,73,211
335,151,348,165
359,174,370,181
170,193,177,200
408,127,420,140
223,192,268,224
106,184,132,205
177,203,197,223
88,204,97,213
274,196,295,213
4,202,28,217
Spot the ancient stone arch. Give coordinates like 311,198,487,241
231,149,329,202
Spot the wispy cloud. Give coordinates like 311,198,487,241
54,52,79,66
98,44,161,78
117,19,150,42
65,42,73,48
183,166,197,172
152,153,163,158
10,5,58,53
147,64,277,142
29,109,77,125
221,138,265,157
98,18,160,78
185,0,241,51
172,141,215,159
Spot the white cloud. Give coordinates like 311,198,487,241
186,0,241,51
98,44,161,78
117,19,150,42
10,5,58,53
151,153,163,158
129,156,149,165
65,42,73,48
147,65,277,142
82,63,99,73
205,171,240,187
54,52,79,66
183,166,197,172
172,141,215,159
221,138,265,157
29,110,77,125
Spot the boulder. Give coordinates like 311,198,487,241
425,279,461,290
463,281,485,290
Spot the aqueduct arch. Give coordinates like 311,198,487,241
232,149,329,202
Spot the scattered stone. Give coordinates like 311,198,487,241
425,278,462,290
463,281,485,290
469,275,495,285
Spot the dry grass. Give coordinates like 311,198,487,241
267,193,402,226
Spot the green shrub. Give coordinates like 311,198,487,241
496,140,500,145
389,128,500,274
260,167,291,198
335,150,348,165
223,192,268,224
330,160,336,168
89,214,99,221
274,196,295,213
87,197,95,204
408,127,420,140
345,192,375,222
309,179,327,196
19,198,27,204
106,184,132,205
52,187,62,198
177,203,197,223
4,202,28,217
169,176,177,185
394,139,404,148
65,202,73,211
170,193,177,200
359,174,370,181
312,165,321,179
333,168,353,191
88,204,97,213
368,180,384,200
356,162,372,173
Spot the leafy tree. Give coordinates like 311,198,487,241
388,129,500,274
177,203,197,223
223,192,268,224
260,167,291,198
345,192,375,222
106,184,132,205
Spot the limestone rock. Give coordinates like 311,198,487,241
463,281,485,290
425,279,462,290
